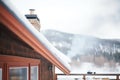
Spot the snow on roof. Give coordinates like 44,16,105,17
1,0,71,70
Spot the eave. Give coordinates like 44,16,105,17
0,3,70,74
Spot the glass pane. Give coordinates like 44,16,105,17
31,66,38,80
9,67,28,80
0,68,2,80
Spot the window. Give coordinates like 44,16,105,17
9,67,28,80
0,68,2,80
31,66,38,80
0,55,40,80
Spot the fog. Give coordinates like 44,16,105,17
67,35,120,73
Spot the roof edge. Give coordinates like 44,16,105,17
0,1,70,74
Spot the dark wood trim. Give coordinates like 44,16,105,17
0,63,3,68
52,65,56,80
29,63,31,80
6,63,9,80
4,63,8,80
0,55,40,64
116,75,119,80
38,63,41,80
55,74,57,80
8,62,29,67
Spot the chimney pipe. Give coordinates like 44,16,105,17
29,9,35,14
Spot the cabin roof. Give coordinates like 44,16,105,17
0,0,70,74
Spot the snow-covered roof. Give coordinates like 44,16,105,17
1,0,71,74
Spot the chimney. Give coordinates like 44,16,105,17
25,9,41,32
29,9,35,14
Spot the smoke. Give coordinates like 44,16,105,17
67,35,86,58
67,34,120,73
67,35,98,58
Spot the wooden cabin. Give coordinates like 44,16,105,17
0,1,70,80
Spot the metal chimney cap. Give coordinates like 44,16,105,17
29,9,35,11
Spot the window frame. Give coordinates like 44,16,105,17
0,55,40,80
0,63,3,80
31,66,39,80
9,65,29,80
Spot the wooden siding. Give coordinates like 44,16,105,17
41,61,53,80
0,23,54,80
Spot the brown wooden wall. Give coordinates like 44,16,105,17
0,23,54,80
40,61,54,80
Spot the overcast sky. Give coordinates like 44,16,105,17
10,0,120,39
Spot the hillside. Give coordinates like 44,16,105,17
41,29,120,73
